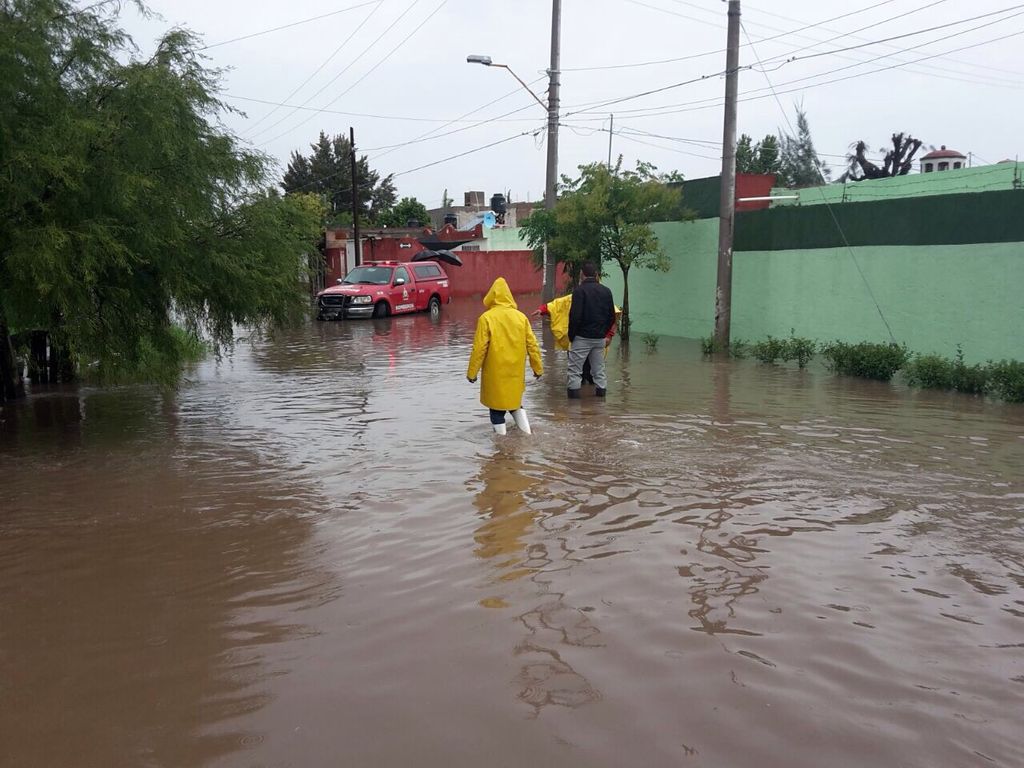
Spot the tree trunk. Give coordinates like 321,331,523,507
620,267,631,342
0,313,25,402
29,331,49,384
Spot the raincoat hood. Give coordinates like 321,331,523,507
483,277,517,310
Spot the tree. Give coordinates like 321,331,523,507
282,131,397,227
736,133,782,176
520,160,691,342
0,0,324,400
846,133,923,180
377,197,432,229
778,106,830,187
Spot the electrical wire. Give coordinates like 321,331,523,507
363,101,542,154
562,0,902,72
744,0,1024,78
366,77,548,161
241,1,385,136
227,93,547,124
758,3,1024,67
255,0,449,145
196,0,381,51
566,19,1024,121
390,127,546,178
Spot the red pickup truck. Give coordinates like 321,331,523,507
316,260,452,320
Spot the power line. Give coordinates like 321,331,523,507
227,93,546,124
196,0,381,50
566,17,1024,121
241,2,385,136
254,0,436,144
563,68,740,118
737,0,1024,89
363,101,542,153
744,0,1024,78
759,3,1024,67
390,128,546,178
562,0,902,72
367,77,548,162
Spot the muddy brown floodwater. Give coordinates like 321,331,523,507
1,296,1023,768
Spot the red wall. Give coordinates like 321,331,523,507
735,173,778,212
445,250,567,298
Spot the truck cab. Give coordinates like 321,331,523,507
316,260,452,320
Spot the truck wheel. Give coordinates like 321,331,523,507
373,301,390,318
428,296,441,319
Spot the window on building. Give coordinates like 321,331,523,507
953,162,962,169
924,163,934,173
938,161,949,171
460,245,481,251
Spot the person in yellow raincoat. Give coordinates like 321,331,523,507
533,295,621,385
467,277,543,435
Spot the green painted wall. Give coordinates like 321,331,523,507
485,227,530,250
602,220,1024,363
774,163,1020,207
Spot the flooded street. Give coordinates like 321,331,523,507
2,296,1022,768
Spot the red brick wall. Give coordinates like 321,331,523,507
445,250,568,298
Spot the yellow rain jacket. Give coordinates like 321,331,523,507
543,295,622,355
467,278,543,411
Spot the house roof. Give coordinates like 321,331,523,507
920,146,966,161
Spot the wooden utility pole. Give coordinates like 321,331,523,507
350,126,361,267
714,0,741,349
542,0,562,302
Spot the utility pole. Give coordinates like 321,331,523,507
608,113,614,167
350,126,361,267
713,0,741,349
542,0,561,302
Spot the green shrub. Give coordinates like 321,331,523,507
641,332,659,351
903,354,954,389
780,335,817,368
903,347,990,395
986,360,1024,403
700,336,748,358
751,336,786,365
821,341,909,381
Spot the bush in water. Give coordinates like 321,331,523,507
821,341,909,381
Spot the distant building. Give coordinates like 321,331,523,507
920,146,967,173
427,190,543,230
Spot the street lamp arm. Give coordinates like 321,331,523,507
493,64,548,111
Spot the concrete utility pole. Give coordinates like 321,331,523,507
350,126,361,267
542,0,562,302
608,114,614,167
714,0,741,349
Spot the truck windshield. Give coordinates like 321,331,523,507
342,266,393,285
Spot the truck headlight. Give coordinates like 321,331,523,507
351,295,371,304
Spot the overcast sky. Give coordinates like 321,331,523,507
121,0,1024,208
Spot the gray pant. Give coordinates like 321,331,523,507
567,337,607,390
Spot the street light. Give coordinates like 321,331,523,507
466,55,547,111
465,2,560,301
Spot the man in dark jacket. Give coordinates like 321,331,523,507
567,260,616,398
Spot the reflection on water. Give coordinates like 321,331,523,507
2,297,1023,767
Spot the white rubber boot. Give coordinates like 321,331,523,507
492,422,507,435
511,409,532,435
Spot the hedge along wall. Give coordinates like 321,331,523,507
601,189,1024,363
